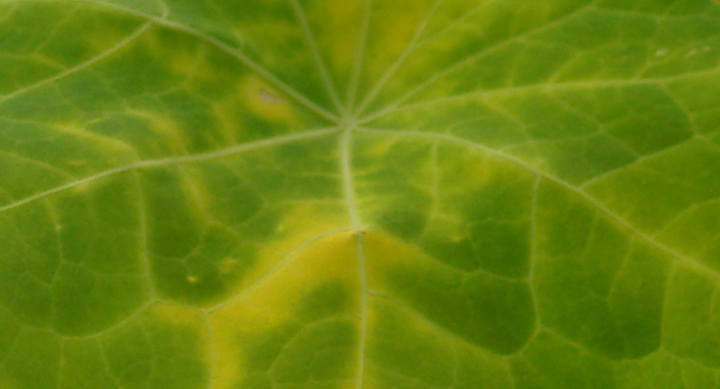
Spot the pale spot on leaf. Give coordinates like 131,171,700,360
258,89,283,104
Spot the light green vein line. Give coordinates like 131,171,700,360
503,359,518,389
340,124,367,389
0,127,341,214
416,141,441,240
204,313,216,389
341,126,361,228
369,290,495,354
346,0,372,112
0,149,77,181
354,127,720,282
96,327,129,385
44,199,65,286
0,307,21,360
539,325,594,353
61,299,158,340
653,197,720,240
353,0,444,118
354,232,369,389
415,0,488,47
528,174,541,288
132,169,156,298
289,0,345,116
577,135,706,190
0,19,154,105
357,0,600,122
513,174,542,357
0,3,18,23
10,0,342,123
0,116,143,156
57,342,66,389
33,3,82,53
203,226,354,313
356,68,720,124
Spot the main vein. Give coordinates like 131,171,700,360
353,0,443,118
339,125,368,389
346,0,373,112
0,127,341,214
341,127,361,229
289,0,346,116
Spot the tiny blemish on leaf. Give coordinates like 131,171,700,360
219,258,238,274
258,89,283,104
655,48,669,57
187,275,199,284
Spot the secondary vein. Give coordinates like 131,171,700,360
0,127,341,214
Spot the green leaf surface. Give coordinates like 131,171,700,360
1,0,720,387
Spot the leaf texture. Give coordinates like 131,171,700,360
1,0,720,388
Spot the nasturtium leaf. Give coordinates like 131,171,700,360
1,0,720,387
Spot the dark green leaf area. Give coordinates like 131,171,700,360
143,167,257,303
369,298,514,389
663,268,720,369
143,168,206,259
102,315,208,389
551,86,693,157
151,223,257,305
4,306,212,389
0,2,143,87
0,206,58,328
1,174,150,336
614,351,714,389
375,207,429,242
386,261,535,354
535,181,670,359
423,148,536,277
354,137,535,278
52,263,149,336
101,322,154,388
225,136,343,203
509,331,615,389
1,329,60,389
61,339,129,389
295,282,353,323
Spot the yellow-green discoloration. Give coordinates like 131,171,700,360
2,0,720,388
239,75,296,123
210,231,360,389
